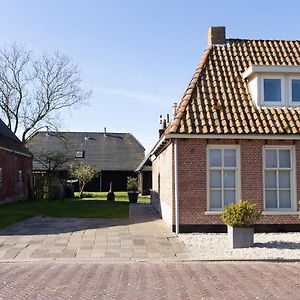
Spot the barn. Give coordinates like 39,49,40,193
27,131,145,192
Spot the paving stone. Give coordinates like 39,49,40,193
60,250,77,258
0,204,189,262
105,251,119,258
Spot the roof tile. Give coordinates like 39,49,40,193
165,38,300,136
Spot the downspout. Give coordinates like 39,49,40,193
174,139,179,234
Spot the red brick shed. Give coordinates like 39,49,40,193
0,119,32,203
151,27,300,233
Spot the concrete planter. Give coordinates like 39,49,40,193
227,226,254,248
128,192,139,203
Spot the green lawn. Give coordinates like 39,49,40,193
0,192,150,229
75,191,151,204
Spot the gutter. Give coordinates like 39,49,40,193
0,145,32,158
164,133,300,140
149,135,166,157
174,139,179,234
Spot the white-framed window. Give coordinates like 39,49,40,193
263,146,296,211
207,145,240,211
75,150,84,158
288,77,300,104
261,76,285,105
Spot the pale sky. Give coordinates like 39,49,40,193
0,0,299,153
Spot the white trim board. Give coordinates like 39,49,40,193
243,65,300,79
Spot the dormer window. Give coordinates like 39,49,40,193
243,65,300,108
261,77,284,105
75,150,84,158
290,78,300,103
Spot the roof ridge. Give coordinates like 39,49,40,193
35,131,131,135
166,45,212,134
227,38,300,43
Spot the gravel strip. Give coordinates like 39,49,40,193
179,232,300,260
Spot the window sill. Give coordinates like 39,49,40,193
262,211,300,216
205,211,222,215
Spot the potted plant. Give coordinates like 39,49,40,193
127,176,139,203
221,200,261,248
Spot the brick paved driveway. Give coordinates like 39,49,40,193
0,262,299,299
0,204,188,262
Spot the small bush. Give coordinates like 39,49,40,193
80,192,94,198
221,200,261,227
127,177,138,192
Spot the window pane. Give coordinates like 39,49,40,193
224,170,235,188
292,79,300,102
266,150,277,168
264,79,281,102
224,149,236,167
279,171,290,188
209,171,221,188
265,171,277,188
279,150,290,168
210,190,222,210
265,190,277,209
224,190,235,206
279,190,291,209
209,149,222,167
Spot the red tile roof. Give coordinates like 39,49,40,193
166,39,300,135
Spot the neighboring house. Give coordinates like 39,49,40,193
135,153,152,195
0,119,32,203
151,26,300,233
26,131,145,192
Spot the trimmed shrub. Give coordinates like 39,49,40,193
127,177,138,192
221,200,261,227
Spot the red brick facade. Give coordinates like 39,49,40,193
0,141,32,203
152,138,300,230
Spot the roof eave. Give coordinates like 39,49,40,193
164,133,300,140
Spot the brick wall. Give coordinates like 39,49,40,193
153,138,300,227
151,143,174,228
0,148,32,203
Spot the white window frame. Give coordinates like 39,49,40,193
261,76,285,106
75,150,85,158
207,145,241,212
263,145,296,212
288,76,300,105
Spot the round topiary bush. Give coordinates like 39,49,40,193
221,200,262,227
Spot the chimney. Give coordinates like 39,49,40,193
208,26,226,45
172,103,177,119
159,115,167,138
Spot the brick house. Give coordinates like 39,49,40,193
0,119,32,203
151,27,300,233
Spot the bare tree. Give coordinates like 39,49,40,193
0,44,90,142
33,150,74,199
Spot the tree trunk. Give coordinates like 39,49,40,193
79,182,85,198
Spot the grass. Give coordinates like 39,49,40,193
75,191,151,204
0,192,150,229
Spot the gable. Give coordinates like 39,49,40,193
166,38,300,136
